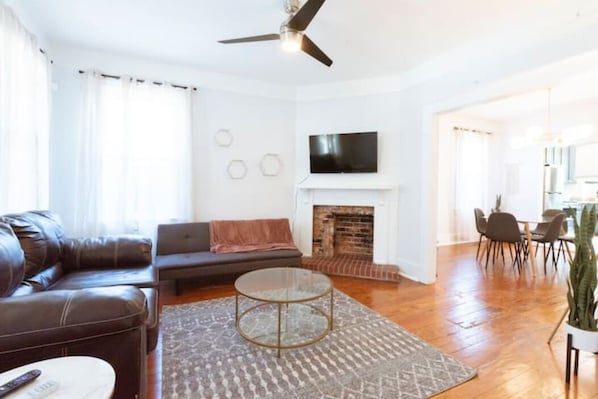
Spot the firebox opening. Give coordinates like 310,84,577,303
312,205,374,259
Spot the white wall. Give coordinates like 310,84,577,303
193,89,296,221
295,94,401,182
48,47,296,234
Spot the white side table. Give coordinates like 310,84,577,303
0,356,115,399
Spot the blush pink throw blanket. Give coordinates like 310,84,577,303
209,218,298,253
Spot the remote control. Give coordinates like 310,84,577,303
0,370,41,398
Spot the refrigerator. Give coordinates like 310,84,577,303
543,164,564,211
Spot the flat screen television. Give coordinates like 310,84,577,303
309,131,377,173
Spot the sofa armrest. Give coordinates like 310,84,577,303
61,235,152,270
0,286,147,353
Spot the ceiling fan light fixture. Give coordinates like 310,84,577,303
280,28,303,52
218,0,332,66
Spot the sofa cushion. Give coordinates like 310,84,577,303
0,286,147,352
156,222,210,255
0,211,64,278
0,223,26,297
48,265,158,290
155,249,302,270
61,236,152,270
24,264,64,291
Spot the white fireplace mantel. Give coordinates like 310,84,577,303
294,181,399,265
297,182,396,191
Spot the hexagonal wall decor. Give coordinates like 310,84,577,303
214,129,233,147
227,160,248,179
259,153,282,176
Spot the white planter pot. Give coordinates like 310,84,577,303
565,323,598,353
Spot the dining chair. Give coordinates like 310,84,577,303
484,212,525,270
531,213,566,273
520,209,566,259
531,209,566,236
556,218,575,265
473,208,487,260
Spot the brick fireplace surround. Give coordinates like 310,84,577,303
312,205,374,257
305,205,400,282
295,182,400,282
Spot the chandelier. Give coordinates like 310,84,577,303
523,88,593,147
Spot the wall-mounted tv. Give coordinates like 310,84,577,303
309,131,378,173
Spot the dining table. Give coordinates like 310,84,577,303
517,219,542,276
478,213,573,276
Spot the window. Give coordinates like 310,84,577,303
454,127,490,242
74,72,193,237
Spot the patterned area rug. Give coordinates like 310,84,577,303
161,291,477,398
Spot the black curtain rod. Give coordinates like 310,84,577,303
453,126,492,135
39,48,53,64
78,70,197,91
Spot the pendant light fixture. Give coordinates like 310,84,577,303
523,87,593,147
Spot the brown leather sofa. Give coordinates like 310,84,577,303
0,211,159,399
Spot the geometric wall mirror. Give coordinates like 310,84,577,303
227,160,248,179
214,129,233,147
259,153,282,176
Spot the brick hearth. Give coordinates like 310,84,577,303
302,254,400,283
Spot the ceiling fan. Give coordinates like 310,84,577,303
218,0,332,67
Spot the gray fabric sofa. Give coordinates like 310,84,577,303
155,222,302,294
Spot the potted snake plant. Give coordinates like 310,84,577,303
565,204,598,352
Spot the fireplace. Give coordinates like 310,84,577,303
295,182,398,265
312,205,374,258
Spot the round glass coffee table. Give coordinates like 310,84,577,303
234,267,333,357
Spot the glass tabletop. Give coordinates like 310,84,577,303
234,267,332,303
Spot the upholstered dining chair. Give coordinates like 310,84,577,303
556,216,575,265
520,209,566,259
531,209,566,236
484,212,525,270
531,213,566,273
474,208,487,260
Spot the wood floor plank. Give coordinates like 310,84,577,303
147,243,598,398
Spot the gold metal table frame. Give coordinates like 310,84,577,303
234,267,333,357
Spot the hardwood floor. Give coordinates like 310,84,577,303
147,243,598,398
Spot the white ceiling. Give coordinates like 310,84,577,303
456,68,598,122
9,0,598,86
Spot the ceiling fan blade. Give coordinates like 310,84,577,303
288,0,326,31
301,34,332,66
218,34,280,44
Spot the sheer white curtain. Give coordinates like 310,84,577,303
73,71,193,238
454,128,490,242
0,4,50,214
